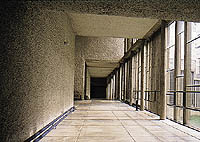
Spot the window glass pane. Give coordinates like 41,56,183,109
167,22,175,47
177,21,184,34
179,32,185,72
168,46,175,70
188,22,200,42
189,37,200,82
188,109,200,130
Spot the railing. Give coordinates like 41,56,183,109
167,86,200,131
144,90,160,103
132,90,141,110
167,90,200,112
24,107,75,142
144,90,160,114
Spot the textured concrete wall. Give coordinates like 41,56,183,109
0,2,75,141
74,36,124,99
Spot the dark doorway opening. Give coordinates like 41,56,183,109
91,78,106,99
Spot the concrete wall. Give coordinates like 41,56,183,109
0,2,75,141
74,36,124,99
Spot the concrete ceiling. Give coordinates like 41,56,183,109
68,13,159,38
29,1,200,22
86,60,118,78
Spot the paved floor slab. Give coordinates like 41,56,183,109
42,100,200,142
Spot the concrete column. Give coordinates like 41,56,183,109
107,81,111,100
141,45,145,111
124,63,127,101
82,64,86,100
174,21,182,121
151,39,156,113
109,78,113,100
123,63,126,101
124,39,127,54
183,22,191,125
113,75,116,100
86,68,91,99
145,43,149,110
160,20,167,120
119,66,122,101
126,61,130,102
137,52,140,104
130,58,133,105
134,55,138,103
117,69,120,100
115,71,118,100
149,41,153,111
121,64,124,100
106,84,108,99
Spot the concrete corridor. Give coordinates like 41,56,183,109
42,100,200,142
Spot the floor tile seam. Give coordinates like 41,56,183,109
70,116,116,117
75,120,85,142
67,119,120,120
112,111,136,142
138,113,198,141
80,110,134,111
132,116,164,142
77,136,135,137
126,110,159,126
124,111,135,119
162,121,200,141
82,125,122,126
44,136,77,138
67,119,163,121
77,101,197,141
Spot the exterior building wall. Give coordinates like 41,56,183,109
0,2,75,141
75,36,124,99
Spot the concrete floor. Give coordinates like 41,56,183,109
42,100,200,142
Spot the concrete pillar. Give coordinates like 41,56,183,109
86,68,91,99
110,78,113,100
121,64,124,100
150,39,156,113
113,75,116,100
124,39,127,54
160,20,167,120
137,52,140,104
82,64,85,100
174,21,182,121
107,82,111,100
144,42,148,109
117,69,120,100
141,45,145,111
119,66,122,101
122,63,126,101
134,55,138,103
149,41,153,110
130,58,133,105
126,60,130,102
124,63,127,101
183,22,191,125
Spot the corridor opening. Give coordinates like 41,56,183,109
91,78,107,99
